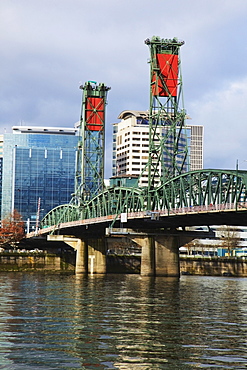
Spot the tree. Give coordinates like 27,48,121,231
0,210,25,248
219,226,239,257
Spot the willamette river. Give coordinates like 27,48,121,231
0,272,247,369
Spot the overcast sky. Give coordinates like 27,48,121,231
1,0,247,178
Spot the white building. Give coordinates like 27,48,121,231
187,125,204,171
180,226,247,256
112,110,203,187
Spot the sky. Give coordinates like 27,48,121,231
1,0,247,178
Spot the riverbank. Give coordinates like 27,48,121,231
0,251,75,272
180,256,247,277
1,252,247,276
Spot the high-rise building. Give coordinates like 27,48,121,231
112,110,203,187
187,125,204,172
1,126,78,232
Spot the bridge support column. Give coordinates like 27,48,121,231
74,239,88,274
87,237,106,274
135,237,155,276
155,235,179,277
134,235,179,277
47,235,88,274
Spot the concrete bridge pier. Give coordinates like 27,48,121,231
87,237,106,274
134,235,180,277
135,236,155,276
155,235,179,277
47,235,106,274
47,235,88,274
74,239,88,274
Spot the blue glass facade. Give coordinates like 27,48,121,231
2,132,78,230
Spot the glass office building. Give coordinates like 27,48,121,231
1,127,78,232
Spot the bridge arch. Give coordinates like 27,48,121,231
41,186,145,228
41,169,247,228
83,186,145,218
151,169,247,210
41,204,81,228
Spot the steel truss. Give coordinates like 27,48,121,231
151,169,247,211
145,36,188,205
75,81,110,203
41,170,247,228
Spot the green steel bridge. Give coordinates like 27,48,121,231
38,169,247,237
36,37,247,237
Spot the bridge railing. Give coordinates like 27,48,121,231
157,202,247,215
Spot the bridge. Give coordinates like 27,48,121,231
26,37,247,276
41,169,247,230
27,169,247,276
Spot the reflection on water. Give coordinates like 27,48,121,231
0,273,247,369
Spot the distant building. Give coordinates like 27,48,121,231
187,125,204,171
1,126,78,232
112,110,203,186
180,226,247,257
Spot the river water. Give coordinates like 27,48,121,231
0,273,247,370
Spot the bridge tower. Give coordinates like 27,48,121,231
145,37,188,206
76,81,110,202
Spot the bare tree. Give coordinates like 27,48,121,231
219,226,239,257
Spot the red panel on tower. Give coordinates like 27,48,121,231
85,97,104,131
152,53,179,97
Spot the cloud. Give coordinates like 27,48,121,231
188,76,247,170
1,0,247,177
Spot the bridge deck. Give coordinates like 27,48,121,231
28,203,247,240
